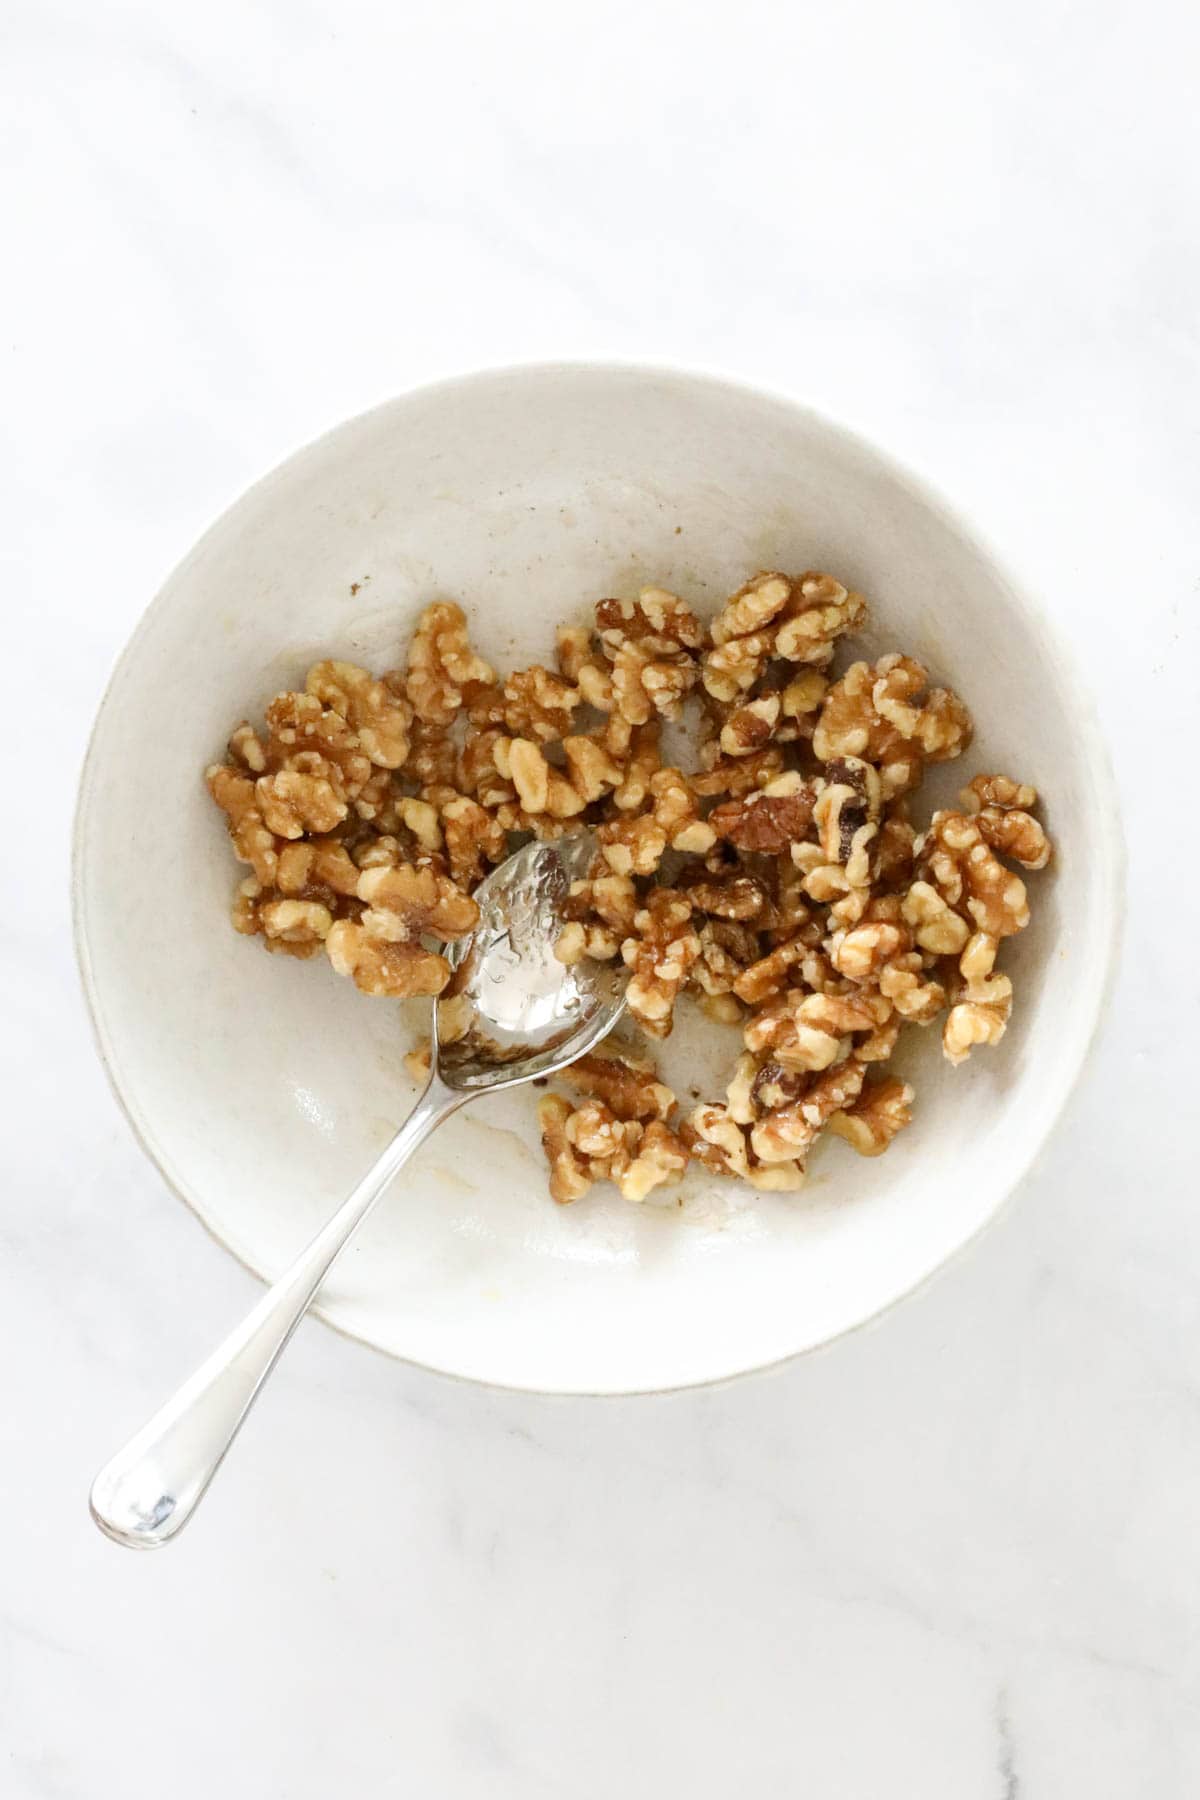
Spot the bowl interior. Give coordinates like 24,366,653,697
75,366,1119,1393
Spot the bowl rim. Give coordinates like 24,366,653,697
72,357,1126,1397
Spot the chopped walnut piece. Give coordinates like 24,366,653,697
750,1059,866,1163
207,764,280,884
829,918,911,981
264,691,373,798
617,1121,689,1201
813,755,882,886
469,665,582,742
326,924,452,997
943,943,1014,1064
900,878,971,955
356,862,479,944
691,919,762,996
703,571,865,700
871,654,972,762
558,1047,675,1120
305,660,412,767
918,811,1031,938
960,773,1037,813
827,1078,914,1155
813,661,922,798
709,773,816,854
256,760,348,838
559,871,640,961
595,589,703,723
877,952,947,1024
404,601,495,725
439,794,507,888
598,767,714,875
622,890,701,1038
959,772,1052,872
682,1104,806,1190
556,625,614,710
744,988,891,1070
538,1095,596,1203
228,722,268,772
493,737,588,821
719,694,781,757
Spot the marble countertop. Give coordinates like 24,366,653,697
4,2,1197,1794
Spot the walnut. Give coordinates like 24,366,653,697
682,875,767,922
703,571,865,701
228,722,267,772
555,625,614,710
256,759,348,837
404,601,495,725
709,773,816,854
777,669,829,738
538,1095,596,1203
829,918,911,981
749,1059,866,1163
691,747,787,799
468,664,581,742
812,661,922,798
305,660,411,767
596,588,704,653
772,571,868,664
598,768,714,876
275,837,361,900
263,690,373,798
207,764,280,884
258,897,335,955
456,726,515,808
874,801,918,890
732,934,811,1005
719,695,781,757
406,717,459,791
355,861,479,945
958,775,1051,870
827,1078,914,1155
595,589,703,726
558,1047,675,1120
692,919,762,996
538,1091,686,1204
617,1121,690,1201
325,924,452,997
917,811,1030,938
743,988,892,1070
943,947,1014,1064
871,654,972,762
559,871,640,961
439,794,508,889
812,755,882,885
877,952,947,1024
608,719,662,810
622,890,701,1038
900,879,970,955
493,737,588,820
682,1103,805,1191
563,734,624,803
960,773,1037,812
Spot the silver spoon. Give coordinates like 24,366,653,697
90,832,623,1549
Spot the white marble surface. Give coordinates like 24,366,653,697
3,1,1198,1793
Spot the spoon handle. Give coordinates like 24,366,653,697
89,1074,465,1549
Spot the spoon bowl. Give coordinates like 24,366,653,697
438,833,625,1091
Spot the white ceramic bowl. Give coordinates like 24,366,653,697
75,364,1122,1395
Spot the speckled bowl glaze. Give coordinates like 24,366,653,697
74,364,1122,1394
